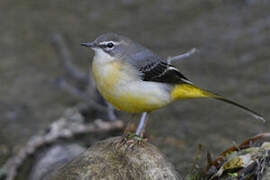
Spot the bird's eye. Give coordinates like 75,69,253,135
107,42,114,48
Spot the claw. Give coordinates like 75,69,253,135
113,132,147,152
113,136,127,152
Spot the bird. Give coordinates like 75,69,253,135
81,32,264,141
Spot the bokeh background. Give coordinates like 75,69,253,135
0,0,269,175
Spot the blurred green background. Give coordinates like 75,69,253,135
0,0,269,174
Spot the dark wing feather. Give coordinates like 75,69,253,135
123,43,192,84
138,61,192,84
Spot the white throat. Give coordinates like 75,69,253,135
93,48,115,64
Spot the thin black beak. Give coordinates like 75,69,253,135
80,42,96,47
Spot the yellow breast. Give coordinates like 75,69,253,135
92,60,120,92
92,52,171,113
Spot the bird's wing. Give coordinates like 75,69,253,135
123,44,192,84
138,60,192,84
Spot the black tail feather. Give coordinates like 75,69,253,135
213,96,265,122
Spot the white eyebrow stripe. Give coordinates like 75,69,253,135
99,41,120,45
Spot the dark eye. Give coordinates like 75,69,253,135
107,42,114,48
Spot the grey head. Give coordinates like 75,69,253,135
81,32,165,68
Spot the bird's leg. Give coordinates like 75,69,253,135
125,112,148,149
135,112,148,137
113,117,134,150
114,112,148,151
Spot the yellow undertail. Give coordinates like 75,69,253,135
171,84,264,121
171,84,215,100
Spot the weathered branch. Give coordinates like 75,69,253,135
55,79,106,112
51,33,89,84
167,48,197,64
0,108,124,180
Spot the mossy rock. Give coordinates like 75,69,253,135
45,137,181,180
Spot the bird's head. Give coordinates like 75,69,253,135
81,32,146,61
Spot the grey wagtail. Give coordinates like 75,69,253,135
81,32,264,137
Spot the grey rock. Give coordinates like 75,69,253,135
45,137,181,180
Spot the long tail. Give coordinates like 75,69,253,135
171,84,265,121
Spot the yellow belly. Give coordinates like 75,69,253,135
92,59,171,113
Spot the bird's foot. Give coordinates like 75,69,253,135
125,134,147,150
114,132,147,151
